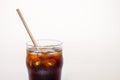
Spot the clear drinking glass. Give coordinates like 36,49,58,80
26,39,63,80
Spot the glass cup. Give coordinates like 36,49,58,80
26,39,63,80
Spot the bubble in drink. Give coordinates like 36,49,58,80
26,47,63,80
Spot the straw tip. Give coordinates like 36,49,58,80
16,8,20,11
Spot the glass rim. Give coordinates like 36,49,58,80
26,39,62,48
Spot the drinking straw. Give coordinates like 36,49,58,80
16,9,38,48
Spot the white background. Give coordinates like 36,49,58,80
0,0,120,80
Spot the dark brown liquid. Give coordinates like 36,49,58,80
26,48,63,80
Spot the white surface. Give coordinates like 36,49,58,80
0,0,120,80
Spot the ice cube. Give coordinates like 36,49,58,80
32,58,41,67
44,59,56,67
27,54,41,67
